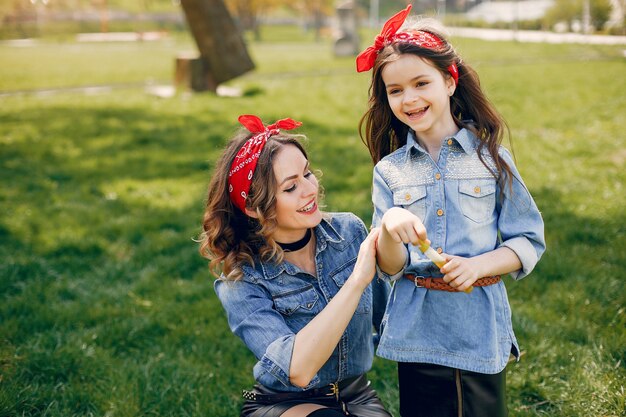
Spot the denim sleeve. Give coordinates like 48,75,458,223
375,263,407,281
372,165,394,228
214,278,321,389
372,165,410,280
497,148,546,279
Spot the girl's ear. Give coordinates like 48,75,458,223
244,207,259,218
446,76,456,97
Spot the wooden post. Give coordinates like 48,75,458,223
174,53,217,92
179,0,255,92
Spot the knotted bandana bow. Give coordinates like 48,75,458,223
355,5,458,85
228,115,302,213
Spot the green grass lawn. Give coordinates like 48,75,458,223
1,28,625,416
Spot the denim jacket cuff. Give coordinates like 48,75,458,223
499,237,539,280
254,334,321,389
376,254,408,282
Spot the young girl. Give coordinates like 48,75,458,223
200,115,391,417
356,6,546,416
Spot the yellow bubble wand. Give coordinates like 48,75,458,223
417,240,473,293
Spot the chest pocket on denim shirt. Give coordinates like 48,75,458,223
273,285,321,317
459,180,496,223
393,186,427,221
330,257,371,315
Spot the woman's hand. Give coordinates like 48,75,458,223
380,207,428,245
350,227,380,291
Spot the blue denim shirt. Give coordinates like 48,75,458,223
372,128,546,374
214,213,390,391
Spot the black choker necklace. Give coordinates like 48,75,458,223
276,229,312,252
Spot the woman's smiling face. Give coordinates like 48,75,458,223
270,144,322,242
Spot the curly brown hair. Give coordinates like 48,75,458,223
199,130,313,281
359,19,513,191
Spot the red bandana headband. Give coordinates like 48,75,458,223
228,114,302,213
356,5,458,85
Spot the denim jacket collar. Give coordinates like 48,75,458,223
405,128,477,157
258,217,345,281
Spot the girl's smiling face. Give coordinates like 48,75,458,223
382,54,457,145
270,144,322,242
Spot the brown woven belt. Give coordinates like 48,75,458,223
404,274,501,292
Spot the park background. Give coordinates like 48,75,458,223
1,0,625,416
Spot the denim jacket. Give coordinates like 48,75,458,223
214,213,390,391
372,128,545,374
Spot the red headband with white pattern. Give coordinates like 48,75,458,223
228,115,302,213
356,5,458,85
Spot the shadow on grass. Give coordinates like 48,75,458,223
522,186,624,285
0,103,252,415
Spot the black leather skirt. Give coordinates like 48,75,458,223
240,374,392,417
397,362,508,417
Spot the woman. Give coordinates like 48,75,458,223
200,115,391,417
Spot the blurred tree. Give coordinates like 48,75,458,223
90,0,184,12
293,0,335,41
355,0,410,18
224,0,283,40
544,0,612,31
179,0,254,91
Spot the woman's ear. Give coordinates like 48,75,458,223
244,207,259,218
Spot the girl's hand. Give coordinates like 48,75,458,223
440,254,483,292
381,207,428,246
351,227,381,290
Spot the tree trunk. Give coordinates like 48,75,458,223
179,0,255,91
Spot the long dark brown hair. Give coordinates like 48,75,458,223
359,20,513,189
199,130,311,281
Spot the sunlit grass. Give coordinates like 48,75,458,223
0,29,624,416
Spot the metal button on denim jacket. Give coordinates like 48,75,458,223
214,213,390,391
372,128,546,374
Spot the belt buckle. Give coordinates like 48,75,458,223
326,382,339,400
413,275,425,288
